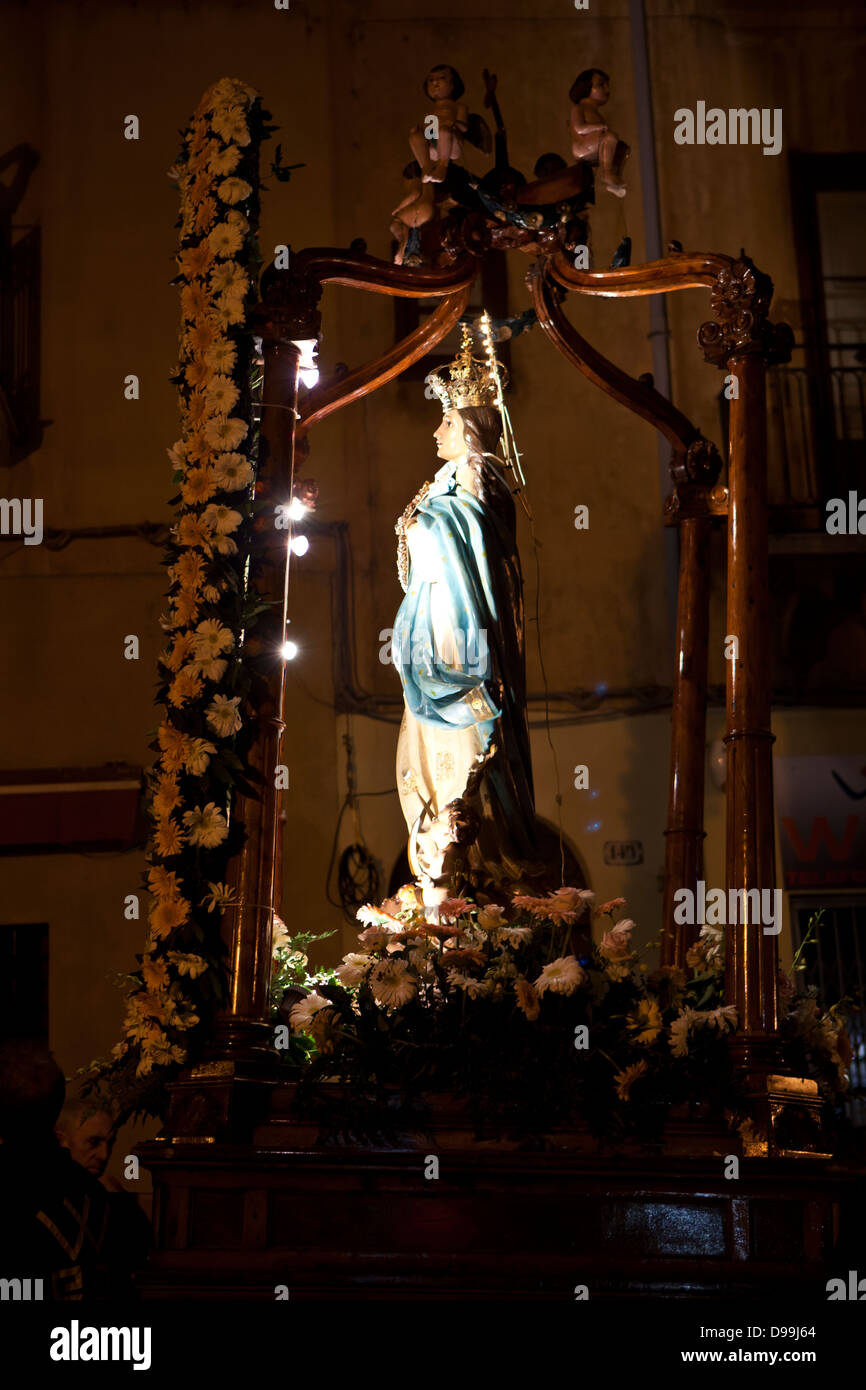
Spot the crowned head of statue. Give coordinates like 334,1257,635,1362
426,323,509,483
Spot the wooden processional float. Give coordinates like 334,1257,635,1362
156,171,833,1161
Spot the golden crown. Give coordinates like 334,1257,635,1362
425,322,508,410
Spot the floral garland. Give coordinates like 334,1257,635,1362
85,79,274,1118
285,889,851,1142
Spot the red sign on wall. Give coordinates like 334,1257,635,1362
775,755,866,889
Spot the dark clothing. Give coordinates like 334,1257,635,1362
106,1188,152,1273
0,1139,138,1299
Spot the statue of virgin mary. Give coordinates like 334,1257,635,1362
393,324,541,909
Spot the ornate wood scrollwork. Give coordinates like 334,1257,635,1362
253,245,480,438
530,262,722,490
698,255,794,368
677,435,723,487
255,265,324,343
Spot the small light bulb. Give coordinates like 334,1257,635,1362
290,535,309,556
293,338,319,389
281,640,298,661
287,497,307,521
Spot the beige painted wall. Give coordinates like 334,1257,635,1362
0,0,863,1182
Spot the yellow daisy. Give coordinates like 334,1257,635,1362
204,338,237,373
193,196,218,234
156,722,190,769
186,390,211,425
629,998,663,1046
208,145,241,176
168,665,203,707
180,282,210,321
180,466,217,505
149,896,191,939
153,818,185,857
183,431,213,465
187,319,218,354
172,551,206,589
177,242,215,280
613,1060,649,1101
147,865,182,899
210,261,247,295
142,956,170,992
207,221,244,258
162,633,196,675
184,358,211,390
177,513,214,551
152,774,181,818
171,588,200,628
211,110,251,146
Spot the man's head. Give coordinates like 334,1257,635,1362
0,1038,66,1143
56,1099,116,1178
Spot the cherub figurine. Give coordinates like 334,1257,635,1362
568,68,626,197
411,64,469,184
390,164,441,266
390,64,469,265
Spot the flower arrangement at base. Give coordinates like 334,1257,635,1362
282,889,852,1144
78,78,282,1120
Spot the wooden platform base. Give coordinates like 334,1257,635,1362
136,1138,860,1299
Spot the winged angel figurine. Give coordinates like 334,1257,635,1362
390,64,491,265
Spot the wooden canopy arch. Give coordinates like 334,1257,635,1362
199,231,823,1152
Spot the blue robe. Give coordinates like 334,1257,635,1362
394,458,537,882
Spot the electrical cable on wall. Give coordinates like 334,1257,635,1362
325,722,382,920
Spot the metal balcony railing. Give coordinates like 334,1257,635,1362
720,357,866,525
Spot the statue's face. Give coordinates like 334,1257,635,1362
590,72,609,104
426,68,454,100
434,408,467,462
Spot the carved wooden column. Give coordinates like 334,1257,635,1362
688,260,828,1155
698,259,793,1068
206,269,322,1071
660,475,726,967
660,516,710,967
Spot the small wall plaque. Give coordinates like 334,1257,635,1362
603,840,644,866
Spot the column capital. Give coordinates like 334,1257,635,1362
254,265,323,344
698,255,793,368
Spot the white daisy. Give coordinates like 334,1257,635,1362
289,990,332,1034
183,737,217,775
182,802,228,848
337,953,372,987
202,503,243,535
534,955,585,997
206,693,242,737
369,958,416,1008
193,618,235,658
212,452,254,491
